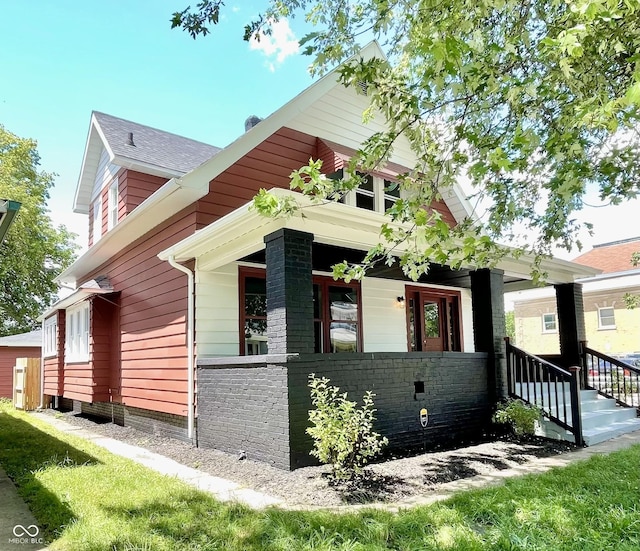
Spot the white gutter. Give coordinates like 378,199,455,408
167,255,195,441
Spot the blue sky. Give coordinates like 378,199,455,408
1,0,638,258
0,0,314,248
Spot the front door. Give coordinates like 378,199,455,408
407,288,462,352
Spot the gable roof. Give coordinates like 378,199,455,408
73,112,220,214
0,329,41,348
572,237,640,273
58,41,475,286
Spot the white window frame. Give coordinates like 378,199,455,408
92,195,102,244
65,302,90,362
108,179,119,230
541,312,557,333
598,306,616,330
43,316,57,357
341,174,402,214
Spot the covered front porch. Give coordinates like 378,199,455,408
159,189,596,469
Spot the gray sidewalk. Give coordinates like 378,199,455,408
32,413,283,509
0,467,47,551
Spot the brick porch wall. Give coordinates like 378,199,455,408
197,351,491,470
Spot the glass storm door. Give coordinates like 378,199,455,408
407,289,461,352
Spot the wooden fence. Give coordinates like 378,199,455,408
13,357,41,411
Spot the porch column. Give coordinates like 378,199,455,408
554,283,586,370
470,268,507,401
264,228,315,354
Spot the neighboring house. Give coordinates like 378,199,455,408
0,330,41,399
512,237,640,357
41,43,597,468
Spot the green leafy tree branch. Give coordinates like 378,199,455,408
0,126,77,335
173,1,640,282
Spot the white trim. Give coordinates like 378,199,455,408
92,195,102,244
541,312,558,334
43,316,57,357
65,302,90,363
597,306,616,330
56,176,207,286
108,179,119,230
159,188,598,285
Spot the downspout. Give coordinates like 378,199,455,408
167,255,195,441
39,319,45,409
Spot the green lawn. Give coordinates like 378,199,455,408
1,401,639,550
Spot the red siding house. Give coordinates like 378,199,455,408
41,43,606,467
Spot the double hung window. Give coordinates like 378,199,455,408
598,307,615,329
542,313,557,333
43,316,57,357
239,269,362,355
66,302,90,362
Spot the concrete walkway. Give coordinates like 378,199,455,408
32,413,282,509
0,467,47,551
27,413,640,513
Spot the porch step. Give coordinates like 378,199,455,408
514,383,640,445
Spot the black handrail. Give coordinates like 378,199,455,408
505,338,583,446
581,343,640,410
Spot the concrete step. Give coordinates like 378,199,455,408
583,418,640,446
517,382,640,446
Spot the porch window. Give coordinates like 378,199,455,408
239,269,362,354
598,306,616,330
241,272,268,355
65,302,89,362
406,287,462,352
43,316,57,357
542,312,557,333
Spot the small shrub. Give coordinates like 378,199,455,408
0,397,13,410
493,399,541,436
306,374,388,481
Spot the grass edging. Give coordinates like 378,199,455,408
1,403,639,550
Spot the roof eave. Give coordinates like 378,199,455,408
57,174,210,286
159,188,596,285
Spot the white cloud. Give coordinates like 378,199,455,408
249,18,299,69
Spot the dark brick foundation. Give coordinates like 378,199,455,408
197,351,491,470
49,398,190,442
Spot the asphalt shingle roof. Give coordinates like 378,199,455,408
572,237,640,273
0,329,41,348
94,112,221,175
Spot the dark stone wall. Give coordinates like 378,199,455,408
264,229,315,354
196,361,291,468
471,269,507,401
196,352,490,470
64,400,189,441
287,352,491,468
555,283,586,370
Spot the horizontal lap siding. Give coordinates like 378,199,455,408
121,170,168,214
196,127,317,229
90,295,115,402
0,346,40,398
43,357,60,396
80,206,197,417
63,362,94,401
43,311,65,396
